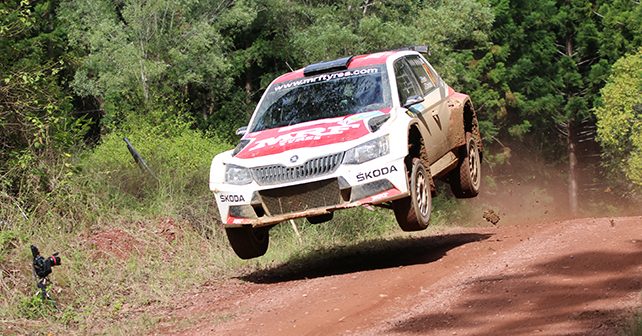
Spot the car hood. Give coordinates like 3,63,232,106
235,110,389,159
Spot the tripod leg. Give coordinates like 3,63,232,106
37,279,47,300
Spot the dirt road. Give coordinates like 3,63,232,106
155,216,642,335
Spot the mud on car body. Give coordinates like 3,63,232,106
210,47,483,259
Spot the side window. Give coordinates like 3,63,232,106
424,63,439,87
394,59,422,105
406,55,436,94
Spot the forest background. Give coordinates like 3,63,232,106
1,0,641,333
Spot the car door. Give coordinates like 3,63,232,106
394,56,448,162
406,55,451,158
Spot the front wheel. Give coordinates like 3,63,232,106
450,133,481,198
225,226,271,259
393,158,432,231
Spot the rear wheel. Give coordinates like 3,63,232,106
225,226,271,259
450,133,481,198
393,157,432,231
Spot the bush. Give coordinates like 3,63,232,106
71,111,231,219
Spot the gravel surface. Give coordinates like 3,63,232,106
154,216,642,336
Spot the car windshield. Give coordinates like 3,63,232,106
249,66,391,132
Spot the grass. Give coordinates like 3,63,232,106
0,114,239,334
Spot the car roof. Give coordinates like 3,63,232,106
272,50,407,84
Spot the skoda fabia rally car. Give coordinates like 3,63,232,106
210,47,483,259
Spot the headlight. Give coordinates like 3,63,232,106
225,164,252,185
344,136,389,164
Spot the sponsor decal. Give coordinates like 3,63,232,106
237,109,390,159
220,194,246,203
249,123,361,151
356,165,398,183
272,68,379,92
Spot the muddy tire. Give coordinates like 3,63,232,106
393,158,432,231
450,133,481,198
225,226,270,259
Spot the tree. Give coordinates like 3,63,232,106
59,0,253,129
480,0,642,214
594,48,642,186
0,0,82,203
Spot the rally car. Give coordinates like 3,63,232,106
210,46,482,259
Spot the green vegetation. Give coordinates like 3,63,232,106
595,49,642,187
1,0,641,333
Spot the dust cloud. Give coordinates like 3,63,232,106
448,141,642,227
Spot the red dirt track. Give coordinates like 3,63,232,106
155,216,642,335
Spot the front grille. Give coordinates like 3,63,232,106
259,179,341,216
251,152,344,186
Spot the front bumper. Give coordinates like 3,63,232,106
213,156,409,227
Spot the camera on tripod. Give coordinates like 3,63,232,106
31,245,61,279
31,245,61,300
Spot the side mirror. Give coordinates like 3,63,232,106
235,126,248,137
403,95,425,113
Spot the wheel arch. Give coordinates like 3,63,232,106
405,122,435,193
462,99,483,160
406,122,424,171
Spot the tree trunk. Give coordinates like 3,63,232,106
361,0,374,15
139,41,149,102
565,35,578,216
567,122,578,216
245,74,252,104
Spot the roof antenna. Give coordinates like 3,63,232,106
285,61,294,72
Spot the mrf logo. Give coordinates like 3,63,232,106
249,123,361,151
356,165,398,183
220,194,245,203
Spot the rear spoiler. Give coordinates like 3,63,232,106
301,45,430,77
303,56,353,77
397,45,430,55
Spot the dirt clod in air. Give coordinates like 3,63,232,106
483,209,500,225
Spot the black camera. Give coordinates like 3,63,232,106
31,245,61,279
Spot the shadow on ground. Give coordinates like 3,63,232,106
239,232,492,284
388,239,642,336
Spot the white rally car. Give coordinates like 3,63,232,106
210,47,482,259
